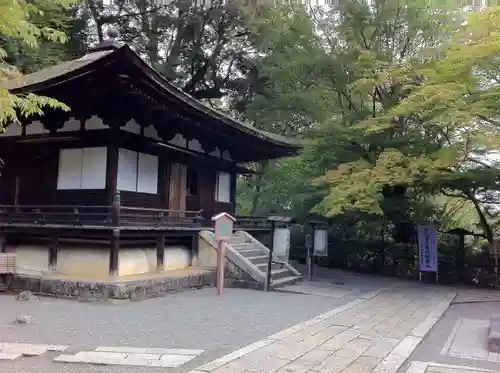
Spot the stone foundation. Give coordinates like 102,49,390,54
5,270,217,301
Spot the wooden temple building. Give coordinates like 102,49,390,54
0,31,298,285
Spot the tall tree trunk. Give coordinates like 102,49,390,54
467,191,494,244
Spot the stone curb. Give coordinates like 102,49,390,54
406,361,498,373
189,287,388,373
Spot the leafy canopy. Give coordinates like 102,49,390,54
0,0,74,128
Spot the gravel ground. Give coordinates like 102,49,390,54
0,272,386,373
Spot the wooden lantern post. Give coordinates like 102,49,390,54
212,212,236,296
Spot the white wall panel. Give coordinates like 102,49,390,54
216,172,231,203
57,149,83,190
117,148,138,192
137,153,158,194
81,147,107,189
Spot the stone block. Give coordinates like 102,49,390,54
95,346,204,355
0,352,22,360
487,314,500,352
159,354,197,367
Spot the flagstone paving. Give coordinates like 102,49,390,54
54,347,205,367
186,285,456,373
398,299,500,373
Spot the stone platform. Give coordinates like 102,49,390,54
2,268,216,301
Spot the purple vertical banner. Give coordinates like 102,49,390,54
418,224,437,272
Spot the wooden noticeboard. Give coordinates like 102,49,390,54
212,212,235,242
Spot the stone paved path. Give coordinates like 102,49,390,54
185,285,456,373
399,296,500,373
405,361,499,373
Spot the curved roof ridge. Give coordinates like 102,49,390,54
0,44,299,151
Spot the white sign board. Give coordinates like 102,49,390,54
273,227,290,262
314,229,328,257
418,224,438,272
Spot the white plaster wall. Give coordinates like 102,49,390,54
60,117,81,132
144,125,161,140
11,245,192,278
118,249,153,276
122,119,141,134
85,116,107,130
0,123,22,136
188,139,203,152
25,120,47,135
57,248,109,278
13,245,49,276
169,133,186,147
164,247,191,270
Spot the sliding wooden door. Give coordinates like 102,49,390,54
168,162,187,213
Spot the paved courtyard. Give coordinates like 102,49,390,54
4,270,499,373
184,284,455,373
0,270,391,373
398,293,500,373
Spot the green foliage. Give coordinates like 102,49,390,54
238,2,500,250
0,0,74,128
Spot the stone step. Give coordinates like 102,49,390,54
230,243,255,251
245,255,269,265
229,235,249,245
236,247,267,258
488,314,500,352
256,262,285,272
271,275,302,289
270,268,292,280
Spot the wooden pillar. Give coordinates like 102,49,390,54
191,233,199,266
109,229,120,276
0,232,6,253
108,124,121,277
156,234,165,271
48,236,58,271
158,156,168,209
230,171,237,214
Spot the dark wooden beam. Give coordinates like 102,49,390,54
230,172,237,207
106,126,120,206
158,156,168,209
0,231,6,253
156,234,165,271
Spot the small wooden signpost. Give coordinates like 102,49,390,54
212,212,235,295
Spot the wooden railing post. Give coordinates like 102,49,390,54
48,236,58,271
112,191,121,227
0,230,6,253
156,234,165,271
264,220,276,292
